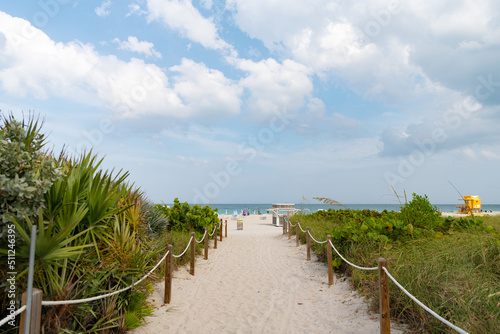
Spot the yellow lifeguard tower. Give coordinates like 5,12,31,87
457,195,481,214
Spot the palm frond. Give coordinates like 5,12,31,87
313,197,347,208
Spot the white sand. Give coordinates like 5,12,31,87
441,212,500,218
131,214,406,334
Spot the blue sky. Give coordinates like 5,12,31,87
1,0,499,205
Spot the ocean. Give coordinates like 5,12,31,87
196,203,500,215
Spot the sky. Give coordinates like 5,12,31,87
0,0,499,205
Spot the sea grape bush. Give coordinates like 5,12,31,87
156,198,218,234
0,114,63,241
310,194,488,250
295,193,493,268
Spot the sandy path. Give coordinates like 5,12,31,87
132,215,405,334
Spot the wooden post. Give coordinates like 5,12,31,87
296,222,299,247
190,232,195,276
306,227,311,261
378,258,390,334
225,220,227,238
19,288,42,334
282,219,286,234
220,220,223,242
164,244,173,303
288,221,291,239
204,228,208,260
327,235,333,286
214,224,218,249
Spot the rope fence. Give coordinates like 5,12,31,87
195,229,207,244
382,267,468,334
1,219,227,333
42,249,171,306
209,224,217,236
172,236,193,258
0,305,26,328
296,221,307,233
285,219,469,334
307,230,327,244
328,239,378,271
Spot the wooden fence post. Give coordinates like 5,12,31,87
306,227,311,261
295,222,299,247
19,288,42,334
288,221,291,239
283,218,286,234
164,244,173,303
214,224,218,249
190,232,196,276
220,220,223,242
378,258,390,334
327,235,333,286
204,228,208,260
225,220,227,237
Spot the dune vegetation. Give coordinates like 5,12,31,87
289,195,500,333
0,113,217,333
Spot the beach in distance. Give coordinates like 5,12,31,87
179,203,500,215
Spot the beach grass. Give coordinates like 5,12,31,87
477,214,500,233
384,231,500,333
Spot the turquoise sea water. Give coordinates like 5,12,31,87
192,203,500,215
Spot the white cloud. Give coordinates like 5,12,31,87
226,0,337,52
113,36,162,58
95,0,112,17
146,0,235,56
0,12,241,123
126,2,147,17
237,58,313,121
479,149,500,160
169,58,242,119
228,0,500,108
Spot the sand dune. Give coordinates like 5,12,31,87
131,214,406,334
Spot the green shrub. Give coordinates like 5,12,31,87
0,113,62,241
386,232,500,333
156,198,218,234
400,192,441,231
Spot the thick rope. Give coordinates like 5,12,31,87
289,221,296,227
195,229,207,244
382,267,468,334
42,250,170,306
307,230,327,244
209,224,217,237
172,236,193,258
328,239,378,271
0,305,27,327
297,222,307,233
